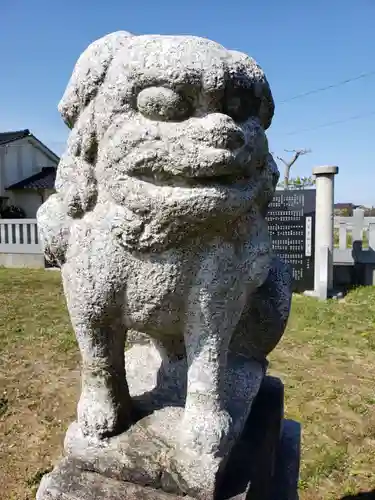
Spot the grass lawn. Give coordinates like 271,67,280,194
0,269,375,499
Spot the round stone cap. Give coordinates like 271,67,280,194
312,165,339,176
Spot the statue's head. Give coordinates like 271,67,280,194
55,32,279,232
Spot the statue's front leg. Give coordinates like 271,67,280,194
62,230,132,439
181,247,248,456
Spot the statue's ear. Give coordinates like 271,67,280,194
257,82,274,131
58,31,134,128
228,50,275,130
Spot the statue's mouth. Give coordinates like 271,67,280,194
116,170,251,189
111,145,252,187
186,174,250,187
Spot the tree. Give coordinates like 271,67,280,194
276,149,311,189
279,175,315,190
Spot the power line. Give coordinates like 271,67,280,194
282,109,375,136
279,70,375,104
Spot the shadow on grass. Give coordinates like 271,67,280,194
340,491,375,500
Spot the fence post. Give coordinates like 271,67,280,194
312,165,339,297
339,222,347,250
351,208,365,247
368,223,375,286
369,223,375,250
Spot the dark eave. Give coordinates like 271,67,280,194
0,129,30,146
6,167,56,190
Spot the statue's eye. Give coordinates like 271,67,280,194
136,87,192,122
224,86,261,122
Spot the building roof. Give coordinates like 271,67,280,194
6,167,56,190
0,129,60,163
0,129,31,146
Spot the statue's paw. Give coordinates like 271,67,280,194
77,388,125,439
179,403,232,455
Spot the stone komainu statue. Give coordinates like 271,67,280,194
37,31,292,499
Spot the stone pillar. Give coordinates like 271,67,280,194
313,165,339,296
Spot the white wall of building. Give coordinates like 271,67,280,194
0,137,58,197
0,136,58,216
10,191,43,217
10,189,55,217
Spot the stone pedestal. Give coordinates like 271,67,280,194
61,344,267,499
37,376,300,500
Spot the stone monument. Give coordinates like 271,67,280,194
36,31,298,500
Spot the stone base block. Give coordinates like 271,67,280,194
36,458,193,499
273,419,301,500
64,410,225,498
37,377,301,500
62,344,266,498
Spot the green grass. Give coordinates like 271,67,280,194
0,269,375,499
0,269,75,354
269,288,375,499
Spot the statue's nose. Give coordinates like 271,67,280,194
193,113,245,150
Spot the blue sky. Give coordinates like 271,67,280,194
1,0,374,205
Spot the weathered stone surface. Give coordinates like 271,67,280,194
64,344,265,498
36,457,193,500
272,419,301,500
126,329,150,346
36,30,293,499
38,377,300,500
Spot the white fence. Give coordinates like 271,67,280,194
0,219,45,268
0,219,41,254
333,209,375,265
